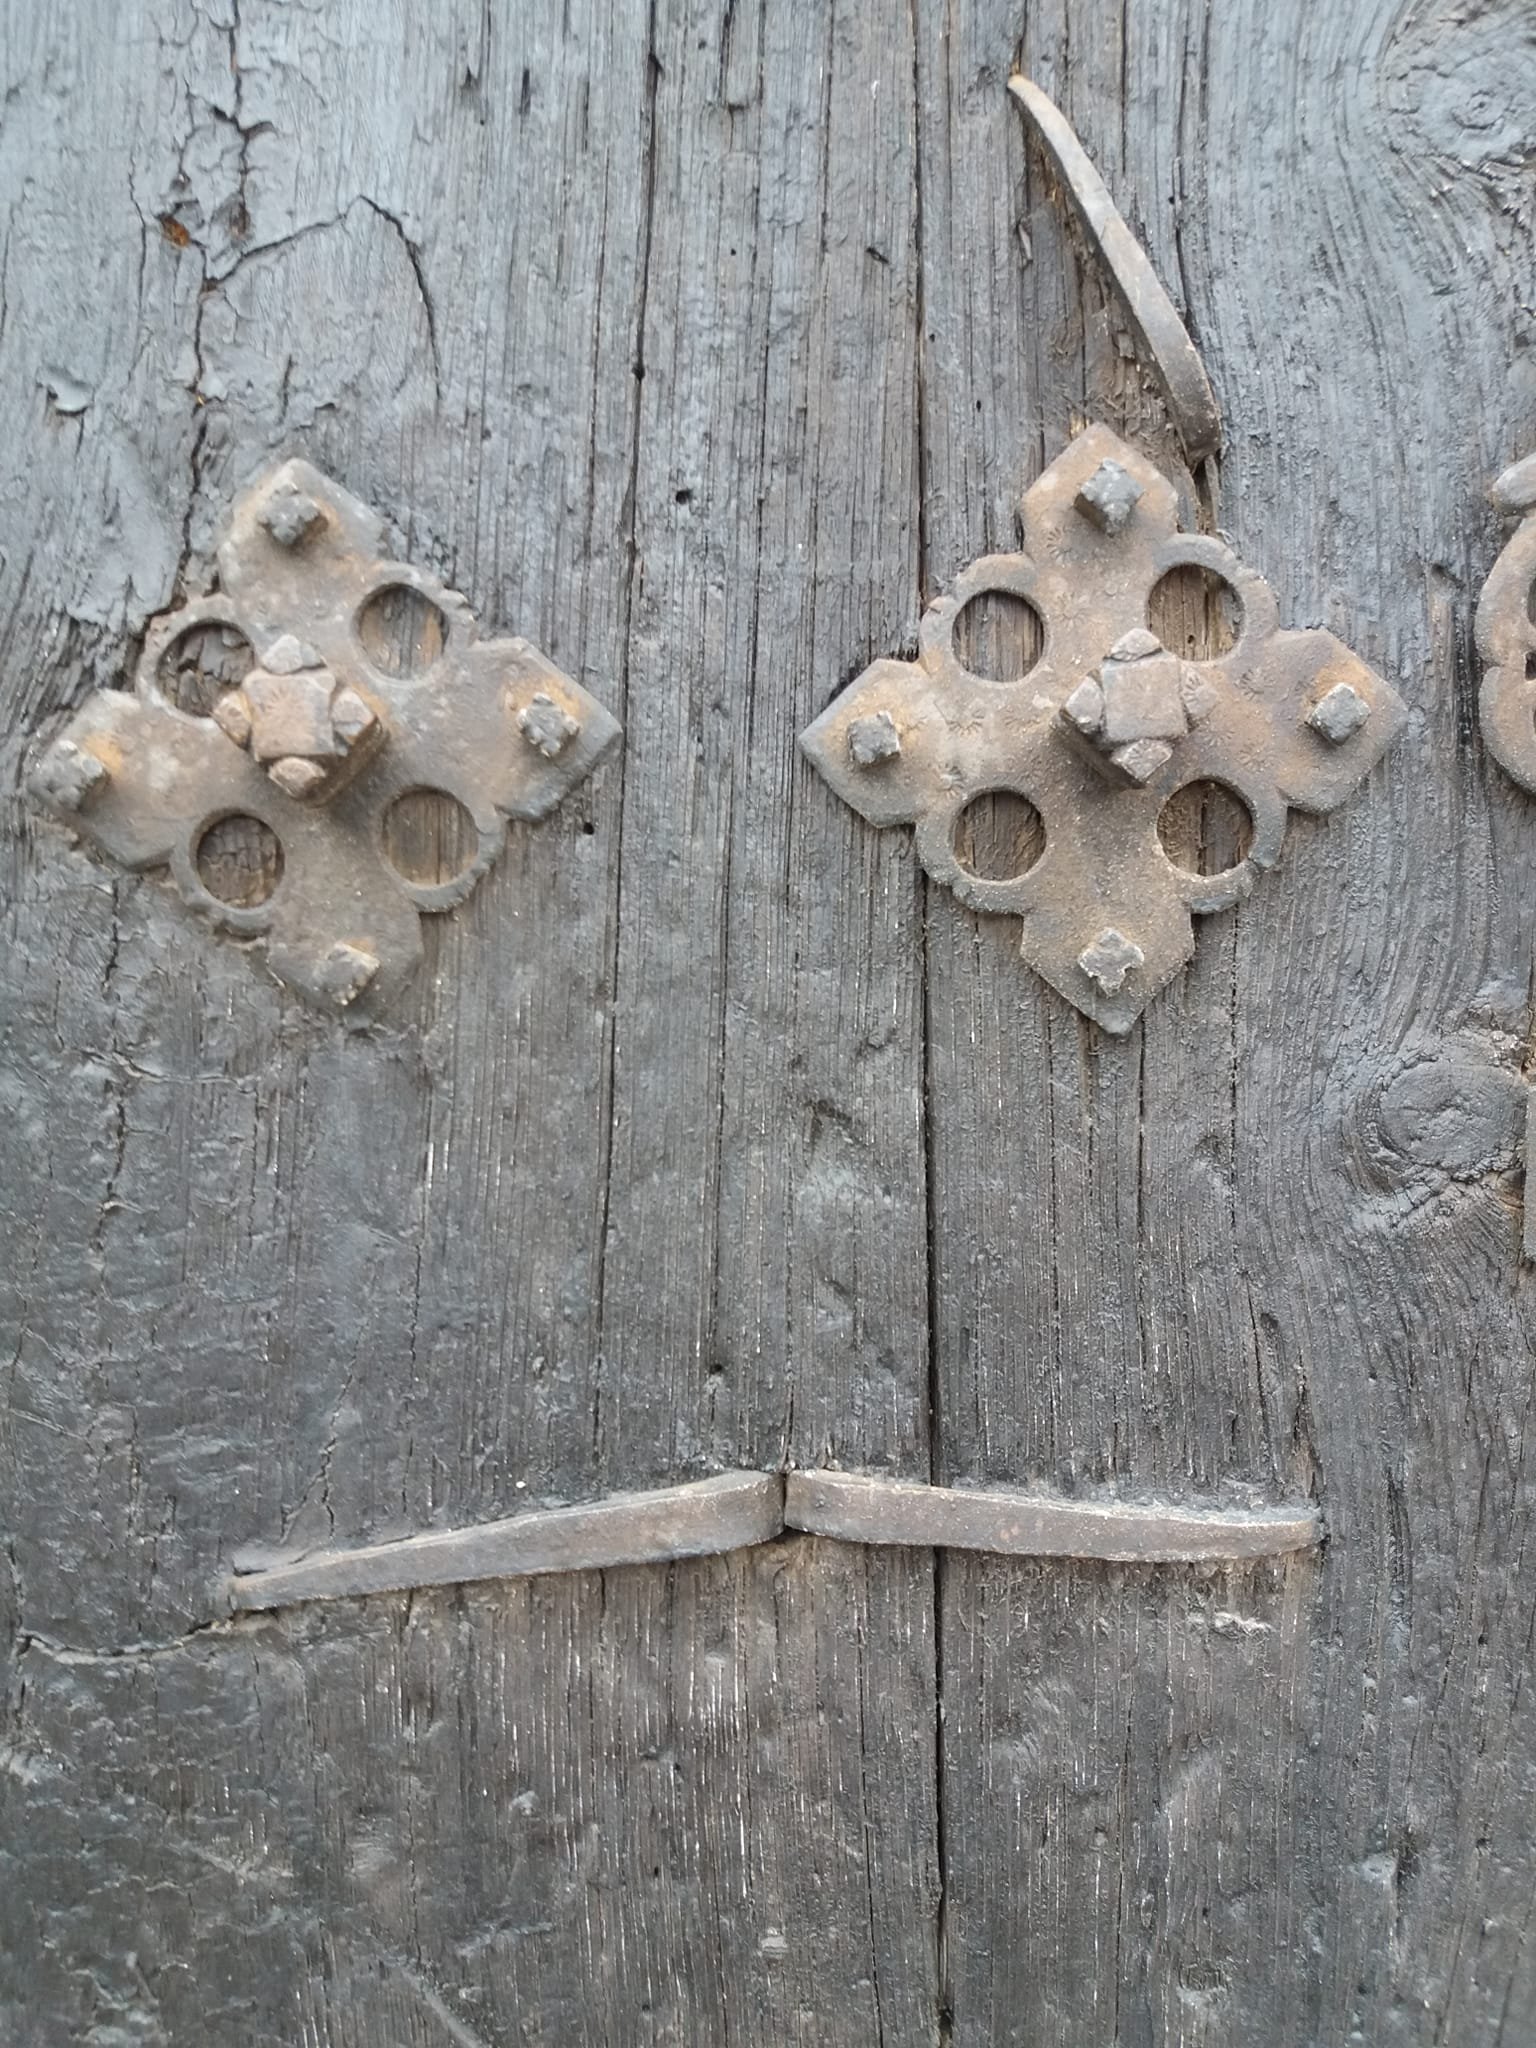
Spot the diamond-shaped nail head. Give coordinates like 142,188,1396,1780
268,755,329,801
798,425,1407,1030
29,737,110,813
314,942,381,1009
1078,927,1144,994
518,691,581,758
261,633,324,674
1062,677,1105,735
1307,680,1372,744
1075,458,1145,536
1109,737,1175,786
848,710,902,765
259,484,325,548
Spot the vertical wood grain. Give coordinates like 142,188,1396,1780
915,1,1536,2042
0,1,938,2040
2,0,1535,2041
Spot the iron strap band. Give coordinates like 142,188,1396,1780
227,1469,1320,1614
785,1470,1318,1564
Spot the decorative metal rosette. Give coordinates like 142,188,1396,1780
801,426,1406,1031
30,461,619,1017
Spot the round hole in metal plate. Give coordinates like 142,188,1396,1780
159,622,254,717
195,813,283,907
953,591,1044,682
1156,779,1254,879
356,583,448,678
382,788,479,886
1147,563,1242,662
953,789,1046,881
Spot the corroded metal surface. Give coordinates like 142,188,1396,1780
228,1472,787,1611
29,460,620,1018
1476,453,1536,794
226,1461,1320,1613
1008,73,1222,465
784,1471,1319,1562
800,425,1407,1031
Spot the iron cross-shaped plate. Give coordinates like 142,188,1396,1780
30,461,619,1020
800,426,1407,1031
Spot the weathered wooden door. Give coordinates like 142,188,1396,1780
4,1,1535,2042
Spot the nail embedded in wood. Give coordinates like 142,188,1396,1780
783,1470,1320,1562
1008,73,1222,464
848,709,902,765
1075,457,1144,534
1077,927,1144,995
312,941,380,1009
28,736,110,813
259,480,325,548
226,1471,787,1611
517,690,581,758
1307,679,1372,744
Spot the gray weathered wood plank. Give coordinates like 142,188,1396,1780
592,0,932,1485
0,1,940,2040
4,0,1536,2040
917,1,1536,2041
0,1543,937,2047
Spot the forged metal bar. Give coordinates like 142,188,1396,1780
1008,73,1222,464
227,1467,1322,1613
227,1472,787,1612
784,1471,1320,1562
